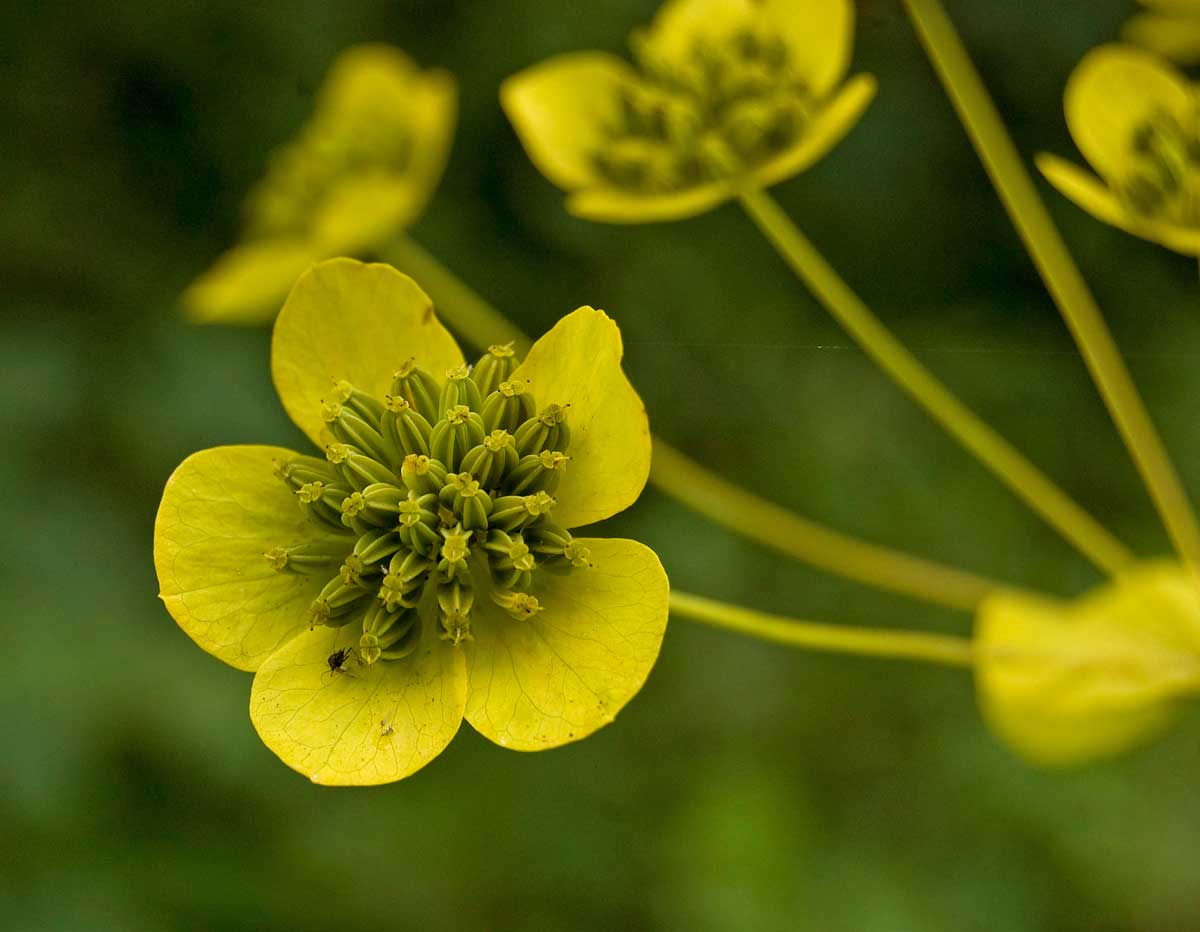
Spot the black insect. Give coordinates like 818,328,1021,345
324,647,355,680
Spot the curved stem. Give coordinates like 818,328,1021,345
382,234,1011,611
902,0,1200,571
738,187,1134,576
670,590,975,667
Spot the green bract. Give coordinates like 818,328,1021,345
155,259,668,785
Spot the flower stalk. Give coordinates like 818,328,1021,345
669,590,975,667
737,185,1133,576
902,0,1200,572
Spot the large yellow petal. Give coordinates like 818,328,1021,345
182,238,322,326
154,445,349,671
510,307,651,528
1037,153,1200,255
1123,11,1200,66
250,615,467,785
501,52,639,192
310,172,428,255
754,73,876,189
764,0,855,97
636,0,758,65
975,562,1200,767
271,258,464,447
1065,44,1192,181
566,179,732,224
464,538,669,750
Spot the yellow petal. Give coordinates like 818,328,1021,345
311,62,457,252
271,258,464,447
1065,44,1192,181
510,307,651,528
637,0,759,65
754,73,877,189
1122,11,1200,66
250,616,467,785
566,180,733,224
154,445,347,671
975,562,1200,767
501,52,639,192
464,538,669,750
1037,153,1200,255
182,238,321,326
310,172,428,254
763,0,855,97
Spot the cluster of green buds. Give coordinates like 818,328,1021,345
593,27,813,193
1120,105,1200,225
247,98,412,238
270,343,592,665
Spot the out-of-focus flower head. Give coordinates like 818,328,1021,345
184,46,456,324
1123,0,1200,68
1037,44,1200,256
502,0,875,223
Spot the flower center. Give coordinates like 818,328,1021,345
245,97,414,238
1120,105,1200,227
270,345,590,663
591,26,814,193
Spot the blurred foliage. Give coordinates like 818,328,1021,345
5,0,1200,929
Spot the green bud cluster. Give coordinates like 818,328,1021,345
269,344,592,664
1121,105,1200,226
591,26,814,193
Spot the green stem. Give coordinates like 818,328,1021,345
902,0,1200,571
670,590,975,667
738,187,1134,576
383,233,1009,611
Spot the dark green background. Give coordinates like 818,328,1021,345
5,1,1199,929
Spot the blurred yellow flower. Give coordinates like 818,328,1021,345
155,259,668,785
183,46,456,324
1122,0,1200,67
502,0,875,223
1037,44,1200,256
975,562,1200,766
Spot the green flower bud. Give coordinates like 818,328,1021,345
359,601,418,665
322,400,394,467
295,479,353,532
379,550,431,611
471,343,518,397
401,453,448,495
429,405,486,471
437,579,475,645
397,491,440,558
439,364,484,414
352,528,404,568
508,450,569,495
327,444,400,491
308,575,372,628
492,589,543,621
333,380,386,424
484,529,536,591
262,540,347,574
390,358,441,422
481,379,536,433
381,394,432,460
439,472,494,531
514,403,571,456
460,430,519,490
489,491,556,531
437,525,472,581
360,482,407,519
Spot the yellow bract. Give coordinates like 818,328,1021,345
502,0,874,224
975,562,1200,767
183,45,456,324
155,258,668,784
1123,0,1200,67
1037,44,1200,256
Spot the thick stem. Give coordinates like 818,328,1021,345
902,0,1200,571
382,235,1012,611
670,590,975,667
738,187,1134,576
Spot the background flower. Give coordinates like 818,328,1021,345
1122,0,1200,67
182,45,456,324
502,0,875,223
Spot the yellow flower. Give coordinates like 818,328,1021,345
1037,44,1200,256
975,562,1200,767
155,259,668,785
183,46,456,325
1123,0,1200,67
501,0,875,223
